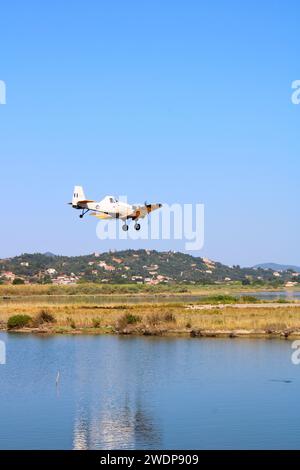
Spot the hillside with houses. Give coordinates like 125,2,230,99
0,250,299,287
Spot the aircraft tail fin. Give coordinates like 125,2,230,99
72,186,86,205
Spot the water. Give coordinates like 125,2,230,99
250,290,300,300
1,290,300,305
0,333,299,449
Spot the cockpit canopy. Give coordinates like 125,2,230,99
104,196,118,204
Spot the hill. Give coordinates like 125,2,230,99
0,250,299,286
253,263,300,273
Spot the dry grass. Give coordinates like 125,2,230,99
1,301,300,335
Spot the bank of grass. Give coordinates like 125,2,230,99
0,282,293,298
0,283,190,297
1,301,300,337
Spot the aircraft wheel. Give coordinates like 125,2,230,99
134,223,141,231
122,224,129,232
79,214,83,219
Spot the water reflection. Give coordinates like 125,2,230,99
73,397,161,449
1,333,300,449
72,337,162,449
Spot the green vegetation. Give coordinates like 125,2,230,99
116,313,141,330
12,278,25,285
0,282,297,300
0,250,298,286
0,283,190,297
197,295,239,304
122,313,141,324
7,314,32,329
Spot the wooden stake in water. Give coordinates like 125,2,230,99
56,371,60,386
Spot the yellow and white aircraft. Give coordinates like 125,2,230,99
69,186,162,231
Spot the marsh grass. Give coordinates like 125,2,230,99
1,300,300,334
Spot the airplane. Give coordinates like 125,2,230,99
69,186,162,231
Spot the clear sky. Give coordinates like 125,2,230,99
0,0,299,266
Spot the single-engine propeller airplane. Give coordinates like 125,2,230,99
69,186,162,231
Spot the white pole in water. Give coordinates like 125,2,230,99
56,371,60,386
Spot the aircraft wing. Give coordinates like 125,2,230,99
90,212,113,220
68,199,95,206
128,203,162,219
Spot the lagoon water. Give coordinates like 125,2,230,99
0,333,300,449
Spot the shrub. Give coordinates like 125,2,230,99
164,313,176,323
123,313,140,325
12,278,25,285
34,309,56,325
116,313,141,330
276,298,289,304
92,318,101,328
7,314,32,330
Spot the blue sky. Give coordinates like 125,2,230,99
0,0,299,266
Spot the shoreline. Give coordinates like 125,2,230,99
1,300,300,339
2,326,300,339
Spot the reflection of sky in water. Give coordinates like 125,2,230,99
73,398,161,450
72,337,162,449
1,334,300,449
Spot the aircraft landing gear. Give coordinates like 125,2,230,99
122,224,129,232
79,209,90,219
134,223,141,231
